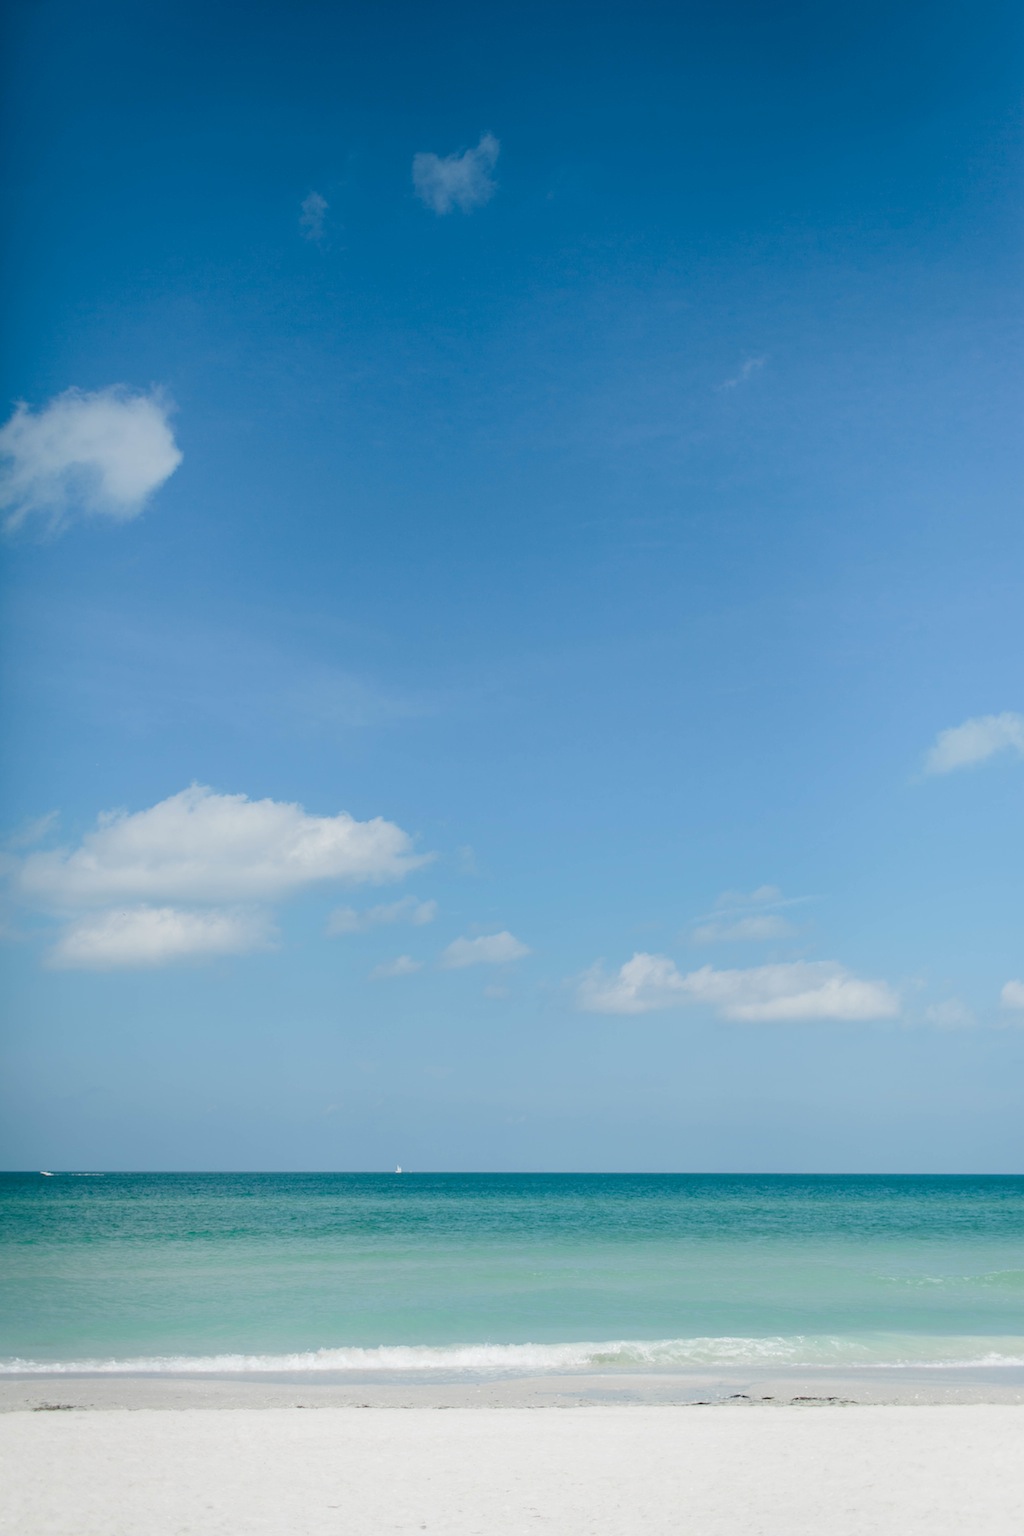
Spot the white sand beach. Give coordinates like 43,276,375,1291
2,1404,1023,1536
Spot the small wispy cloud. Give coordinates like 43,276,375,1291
300,191,328,242
577,953,899,1022
0,386,182,534
688,885,807,942
412,133,499,215
924,998,976,1029
716,356,766,391
439,930,529,969
1001,980,1024,1011
712,885,784,909
691,914,796,944
370,954,422,979
923,713,1024,775
328,897,437,935
5,810,59,850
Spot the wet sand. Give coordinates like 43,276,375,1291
2,1362,1023,1410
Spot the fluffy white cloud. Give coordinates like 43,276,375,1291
1000,980,1024,1011
47,905,272,970
328,897,437,935
693,964,899,1022
439,931,529,969
923,713,1024,774
16,785,429,907
578,954,899,1022
300,191,327,241
578,952,687,1014
370,954,423,979
412,133,499,214
691,914,795,944
0,386,182,533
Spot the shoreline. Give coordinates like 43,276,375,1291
3,1362,1024,1411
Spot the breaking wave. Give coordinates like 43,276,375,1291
4,1334,1024,1376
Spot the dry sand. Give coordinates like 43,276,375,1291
2,1403,1023,1535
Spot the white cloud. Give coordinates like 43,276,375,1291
328,897,437,935
300,191,327,241
923,713,1024,774
0,387,182,533
370,954,422,979
691,915,796,944
578,954,899,1022
1000,980,1024,1011
16,785,429,908
439,930,529,969
666,961,900,1022
47,905,272,970
578,952,687,1014
412,133,499,215
717,356,766,391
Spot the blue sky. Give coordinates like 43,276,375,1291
1,0,1021,1171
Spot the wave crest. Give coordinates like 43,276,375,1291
3,1334,1024,1376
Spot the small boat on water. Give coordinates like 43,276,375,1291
39,1171,54,1177
395,1165,403,1174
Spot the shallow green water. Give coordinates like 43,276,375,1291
1,1173,1022,1372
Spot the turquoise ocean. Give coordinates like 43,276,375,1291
1,1173,1023,1375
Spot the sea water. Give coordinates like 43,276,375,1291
1,1173,1022,1375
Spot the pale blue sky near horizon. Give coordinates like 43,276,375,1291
0,0,1022,1171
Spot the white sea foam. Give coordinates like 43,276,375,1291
3,1335,1024,1376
